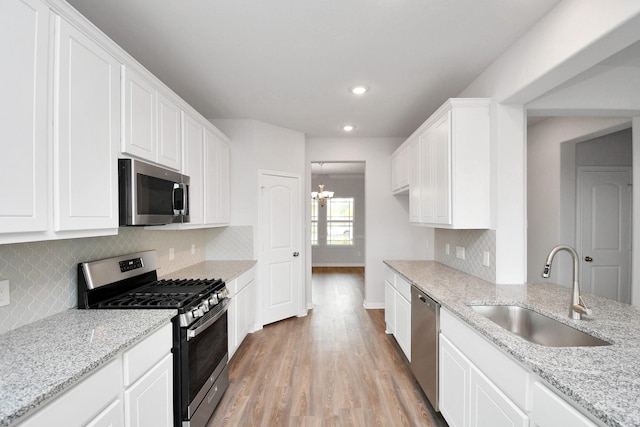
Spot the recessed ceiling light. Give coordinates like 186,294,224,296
351,85,368,95
343,125,355,132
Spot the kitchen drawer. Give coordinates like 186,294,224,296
384,266,395,287
441,308,531,411
122,323,172,387
236,267,255,292
531,381,599,427
395,275,412,301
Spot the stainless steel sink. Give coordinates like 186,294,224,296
469,305,611,347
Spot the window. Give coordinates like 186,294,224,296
326,197,353,245
311,199,318,245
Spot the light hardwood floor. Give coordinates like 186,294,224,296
208,267,447,426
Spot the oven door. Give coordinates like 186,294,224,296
178,299,229,427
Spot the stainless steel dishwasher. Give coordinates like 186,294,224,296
411,285,440,411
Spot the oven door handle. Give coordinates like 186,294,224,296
186,299,230,341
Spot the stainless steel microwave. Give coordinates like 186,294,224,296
118,158,190,226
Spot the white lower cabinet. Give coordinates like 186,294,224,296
228,267,256,359
124,353,173,427
17,323,172,427
440,309,529,427
383,266,411,361
440,308,605,427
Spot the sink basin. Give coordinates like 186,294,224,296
469,305,611,347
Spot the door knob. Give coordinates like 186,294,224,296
293,252,299,257
584,256,593,262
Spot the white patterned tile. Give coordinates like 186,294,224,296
434,229,496,283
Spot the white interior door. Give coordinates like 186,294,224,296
260,171,302,325
578,167,632,303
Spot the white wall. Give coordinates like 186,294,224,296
458,1,640,284
212,119,306,323
311,174,365,267
527,117,631,286
306,138,433,308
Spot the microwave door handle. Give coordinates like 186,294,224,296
181,182,189,216
172,183,187,216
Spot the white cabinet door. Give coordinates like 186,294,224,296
384,280,396,334
124,353,173,427
470,367,528,427
391,144,409,193
408,138,421,223
0,0,49,234
395,292,411,361
204,127,230,225
432,112,452,225
236,280,252,347
54,16,120,232
419,129,434,223
122,67,155,161
440,334,470,427
156,92,182,170
228,285,239,359
182,112,204,225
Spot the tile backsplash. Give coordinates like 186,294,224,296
434,229,496,283
205,226,254,260
0,227,208,334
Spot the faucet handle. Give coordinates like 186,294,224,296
573,296,593,316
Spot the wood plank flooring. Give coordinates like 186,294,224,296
208,267,447,426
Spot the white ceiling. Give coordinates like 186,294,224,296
67,0,562,138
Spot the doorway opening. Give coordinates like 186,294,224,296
310,162,365,305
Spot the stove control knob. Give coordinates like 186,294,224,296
199,302,210,313
217,288,229,300
208,295,219,306
191,308,202,319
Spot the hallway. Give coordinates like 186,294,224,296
208,267,445,426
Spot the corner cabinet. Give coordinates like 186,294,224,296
392,98,491,229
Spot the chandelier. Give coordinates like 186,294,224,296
311,163,334,207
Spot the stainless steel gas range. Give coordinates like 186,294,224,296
77,250,229,427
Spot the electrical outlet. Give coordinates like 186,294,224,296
456,246,466,260
169,248,175,261
0,280,10,307
191,244,196,255
483,251,491,267
445,244,450,255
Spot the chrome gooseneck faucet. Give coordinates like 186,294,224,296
542,245,592,320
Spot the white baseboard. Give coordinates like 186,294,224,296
312,263,365,268
363,301,384,309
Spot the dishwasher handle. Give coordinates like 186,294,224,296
414,287,437,311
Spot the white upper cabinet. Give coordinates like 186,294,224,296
122,67,156,161
182,111,205,226
204,128,230,226
54,16,120,232
391,143,409,194
0,0,49,234
122,67,182,170
400,98,490,229
156,92,182,170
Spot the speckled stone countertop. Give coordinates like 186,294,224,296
384,260,640,427
160,260,256,282
0,309,175,427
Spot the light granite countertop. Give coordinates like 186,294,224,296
160,260,256,282
384,260,640,427
0,309,175,427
